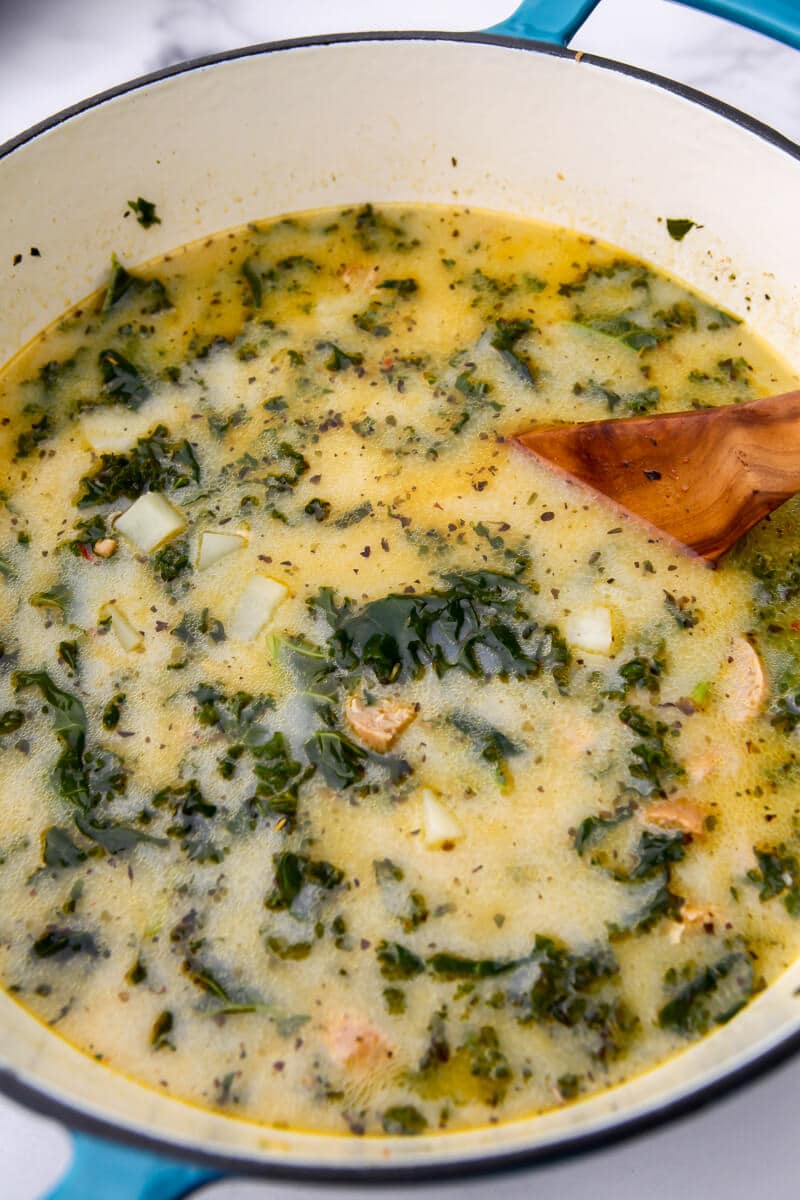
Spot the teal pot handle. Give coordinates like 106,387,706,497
45,1133,221,1200
488,0,800,48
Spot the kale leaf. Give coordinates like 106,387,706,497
76,424,200,507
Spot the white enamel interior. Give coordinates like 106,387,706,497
2,37,800,1173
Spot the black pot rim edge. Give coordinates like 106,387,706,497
1,26,800,1187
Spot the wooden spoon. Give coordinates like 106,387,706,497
514,389,800,563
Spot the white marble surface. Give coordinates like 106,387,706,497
1,2,799,1197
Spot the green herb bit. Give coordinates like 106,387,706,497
150,1010,175,1050
449,711,522,789
32,926,100,960
383,987,406,1014
746,845,800,915
318,342,364,372
98,349,151,409
382,1105,428,1136
101,255,171,314
658,950,754,1035
376,940,425,980
41,826,87,870
153,540,191,582
663,590,699,629
128,197,161,228
619,705,684,796
102,693,126,731
265,851,345,913
575,313,670,353
13,670,89,808
74,812,165,856
65,514,109,557
29,584,70,616
58,641,79,673
304,729,367,788
304,497,331,522
153,779,222,863
609,651,665,698
126,957,147,985
15,412,52,459
665,217,701,242
0,709,25,734
266,936,313,961
489,317,537,385
377,277,418,297
462,1026,512,1083
253,731,312,816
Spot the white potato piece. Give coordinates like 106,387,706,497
718,636,767,722
102,602,143,651
228,575,289,641
565,606,613,655
114,492,186,553
196,530,247,571
421,788,464,849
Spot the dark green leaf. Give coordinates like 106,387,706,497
128,197,160,228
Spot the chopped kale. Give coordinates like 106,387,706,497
573,378,660,416
382,1105,428,1136
97,349,151,409
15,412,52,458
489,317,536,385
57,640,79,672
29,585,70,616
74,812,165,856
619,705,684,796
65,513,109,556
265,851,345,913
0,709,25,734
128,197,161,228
242,257,263,307
101,693,125,731
317,571,561,688
41,826,87,870
76,424,200,507
658,950,754,1035
153,540,192,582
665,218,700,242
101,256,171,314
376,940,425,980
304,497,331,522
747,845,800,915
318,342,364,372
252,732,313,816
304,729,367,788
449,711,522,789
32,927,100,960
664,591,700,629
150,1010,175,1050
461,1026,512,1084
153,779,222,863
575,313,670,353
377,277,418,297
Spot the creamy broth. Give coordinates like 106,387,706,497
0,204,799,1136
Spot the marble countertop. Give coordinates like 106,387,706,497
1,2,799,1197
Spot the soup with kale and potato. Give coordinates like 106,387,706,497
0,203,799,1136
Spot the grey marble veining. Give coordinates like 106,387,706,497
0,2,799,1198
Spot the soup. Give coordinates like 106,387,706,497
0,203,798,1137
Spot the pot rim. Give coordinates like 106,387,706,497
2,27,800,1184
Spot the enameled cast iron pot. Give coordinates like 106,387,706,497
2,1,800,1195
